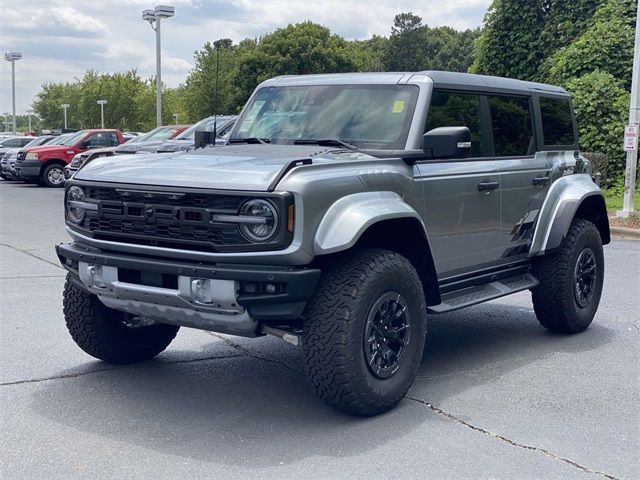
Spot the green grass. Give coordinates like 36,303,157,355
602,188,640,212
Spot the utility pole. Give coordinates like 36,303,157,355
61,104,70,129
4,52,21,134
142,6,175,128
26,109,33,132
97,100,107,128
618,3,640,218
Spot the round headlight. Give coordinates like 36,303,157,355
239,199,278,242
66,186,86,225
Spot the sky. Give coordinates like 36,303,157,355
0,0,490,116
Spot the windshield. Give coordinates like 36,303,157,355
25,136,52,148
176,117,232,141
125,126,174,144
230,85,419,150
59,131,86,146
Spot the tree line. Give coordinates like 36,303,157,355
31,0,635,180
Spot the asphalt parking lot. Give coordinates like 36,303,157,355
0,180,638,480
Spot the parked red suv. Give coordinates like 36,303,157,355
16,129,125,187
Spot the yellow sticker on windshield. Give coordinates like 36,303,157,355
392,100,405,113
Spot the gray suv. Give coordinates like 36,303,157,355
56,72,609,415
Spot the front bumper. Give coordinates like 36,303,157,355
15,159,41,180
56,241,321,337
64,165,76,180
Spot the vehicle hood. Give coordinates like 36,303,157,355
75,144,370,191
22,144,72,155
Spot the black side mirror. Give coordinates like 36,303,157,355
422,126,471,159
79,141,90,149
194,123,216,149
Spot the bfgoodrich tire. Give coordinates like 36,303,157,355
531,218,604,334
63,275,179,364
302,249,427,416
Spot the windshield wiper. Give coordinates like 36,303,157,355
227,137,271,144
293,138,357,150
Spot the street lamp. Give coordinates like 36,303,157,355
172,113,179,125
26,109,33,132
61,104,70,129
97,99,107,129
4,52,21,135
142,5,175,128
2,113,9,133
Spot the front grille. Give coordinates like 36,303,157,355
14,151,26,169
73,185,290,253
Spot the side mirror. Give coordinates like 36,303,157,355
422,126,471,159
79,141,90,149
194,123,216,149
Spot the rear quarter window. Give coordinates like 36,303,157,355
539,96,576,146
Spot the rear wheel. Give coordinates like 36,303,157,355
302,249,427,416
531,218,604,333
63,275,179,364
41,163,65,188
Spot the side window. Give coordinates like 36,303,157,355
425,90,485,157
488,95,534,157
106,132,119,146
539,96,575,146
19,138,32,147
5,139,21,148
87,133,108,147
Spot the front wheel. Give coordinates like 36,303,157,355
41,163,65,188
302,249,427,416
531,218,604,333
63,275,179,364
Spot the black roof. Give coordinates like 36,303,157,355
421,71,567,95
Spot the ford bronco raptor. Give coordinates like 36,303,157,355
56,72,609,416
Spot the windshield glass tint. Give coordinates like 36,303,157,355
231,85,419,150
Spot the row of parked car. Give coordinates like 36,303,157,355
0,114,237,187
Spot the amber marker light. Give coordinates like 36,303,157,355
287,205,295,232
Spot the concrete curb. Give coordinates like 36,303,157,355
610,226,640,240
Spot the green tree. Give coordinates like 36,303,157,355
32,81,82,129
566,71,630,180
542,0,636,89
385,13,479,72
471,0,546,79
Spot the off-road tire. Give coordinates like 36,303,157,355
63,275,179,364
532,218,604,334
302,248,427,416
41,163,65,188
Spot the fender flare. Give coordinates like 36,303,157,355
314,191,426,255
529,174,610,256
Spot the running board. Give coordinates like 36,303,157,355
428,273,539,314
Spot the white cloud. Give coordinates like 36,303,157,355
0,0,489,114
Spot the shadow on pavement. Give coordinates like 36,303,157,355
29,302,614,466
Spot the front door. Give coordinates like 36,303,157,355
416,90,500,277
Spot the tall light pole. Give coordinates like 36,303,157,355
97,99,107,128
26,108,33,132
142,5,175,128
172,113,179,125
2,113,8,133
61,104,70,129
4,52,21,135
618,3,640,218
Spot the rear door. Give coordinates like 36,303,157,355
489,95,551,259
416,90,500,277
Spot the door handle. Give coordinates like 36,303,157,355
533,176,550,186
477,181,499,192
